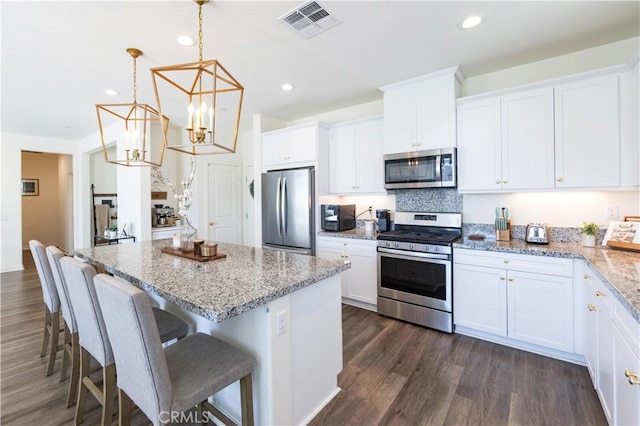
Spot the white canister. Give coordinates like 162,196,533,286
364,220,375,234
172,233,181,249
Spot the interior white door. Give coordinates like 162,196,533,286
207,163,241,244
243,165,255,247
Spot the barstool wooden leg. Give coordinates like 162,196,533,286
75,347,90,425
40,306,51,358
60,323,71,382
118,388,133,426
101,364,116,426
66,332,80,408
240,374,254,426
45,311,59,376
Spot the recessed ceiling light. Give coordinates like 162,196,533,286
281,83,295,91
105,89,118,96
177,35,194,46
459,15,482,29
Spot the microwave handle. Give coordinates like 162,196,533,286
435,154,442,183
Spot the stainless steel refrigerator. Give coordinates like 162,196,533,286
262,167,315,255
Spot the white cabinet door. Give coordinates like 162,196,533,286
554,74,620,188
507,270,574,352
354,119,384,193
614,330,640,426
329,118,384,194
342,240,377,305
262,131,288,167
597,305,615,424
317,238,347,295
262,125,318,169
584,288,599,383
501,88,555,190
383,87,415,154
415,78,456,150
329,125,357,194
453,263,507,336
456,98,502,191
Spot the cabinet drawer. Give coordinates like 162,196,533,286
613,297,640,358
454,248,573,277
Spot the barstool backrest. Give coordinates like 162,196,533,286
94,274,172,422
46,246,77,333
60,257,113,367
29,240,60,313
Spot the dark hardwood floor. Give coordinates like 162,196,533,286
2,252,606,425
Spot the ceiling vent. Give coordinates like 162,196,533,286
278,1,341,39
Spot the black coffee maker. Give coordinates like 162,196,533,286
376,209,391,232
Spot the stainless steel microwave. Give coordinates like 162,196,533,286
384,147,456,189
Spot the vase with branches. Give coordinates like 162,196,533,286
156,157,198,251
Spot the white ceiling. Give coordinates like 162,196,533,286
2,1,639,141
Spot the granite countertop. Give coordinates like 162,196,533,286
74,240,350,323
454,238,640,321
318,228,378,240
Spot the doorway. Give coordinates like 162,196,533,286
21,151,74,252
207,163,241,244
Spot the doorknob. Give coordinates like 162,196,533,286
209,221,215,226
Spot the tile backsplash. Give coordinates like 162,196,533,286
395,188,463,213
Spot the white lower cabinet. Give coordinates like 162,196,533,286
317,236,377,310
453,249,575,355
579,260,640,425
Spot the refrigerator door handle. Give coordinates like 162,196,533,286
282,177,287,238
276,177,282,238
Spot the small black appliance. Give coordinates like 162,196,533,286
376,209,391,232
321,204,356,231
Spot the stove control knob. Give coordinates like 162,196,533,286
433,246,440,252
409,244,414,250
385,242,391,247
394,242,399,248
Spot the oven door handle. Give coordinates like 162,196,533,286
377,247,450,261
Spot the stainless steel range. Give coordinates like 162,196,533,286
377,212,462,333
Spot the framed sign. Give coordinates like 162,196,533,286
21,178,39,196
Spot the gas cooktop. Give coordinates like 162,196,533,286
376,212,462,246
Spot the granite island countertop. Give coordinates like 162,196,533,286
454,238,640,321
74,239,350,323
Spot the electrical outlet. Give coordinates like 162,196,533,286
368,206,372,213
277,311,287,335
605,206,618,220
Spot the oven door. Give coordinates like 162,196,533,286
377,247,452,312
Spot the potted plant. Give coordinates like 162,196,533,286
107,225,118,239
581,222,599,247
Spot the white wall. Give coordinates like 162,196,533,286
90,146,117,193
463,191,640,228
462,37,640,97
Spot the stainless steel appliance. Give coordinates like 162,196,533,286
384,147,456,190
320,204,355,231
377,212,462,333
525,223,549,244
262,167,315,255
376,209,391,232
152,207,175,227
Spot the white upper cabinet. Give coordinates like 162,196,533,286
381,67,461,154
554,74,620,188
262,123,321,170
457,98,501,191
329,117,384,194
457,88,555,192
501,88,555,190
457,65,638,192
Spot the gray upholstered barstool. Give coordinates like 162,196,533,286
46,246,80,407
60,257,190,425
94,273,256,426
28,240,62,377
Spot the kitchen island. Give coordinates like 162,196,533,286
74,239,351,425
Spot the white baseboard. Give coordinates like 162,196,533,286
342,297,376,312
299,386,341,426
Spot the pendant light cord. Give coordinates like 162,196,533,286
198,2,204,62
132,54,138,105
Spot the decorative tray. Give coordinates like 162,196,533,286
161,246,226,262
604,216,640,253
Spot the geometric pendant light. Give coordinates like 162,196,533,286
151,0,244,155
96,48,169,166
